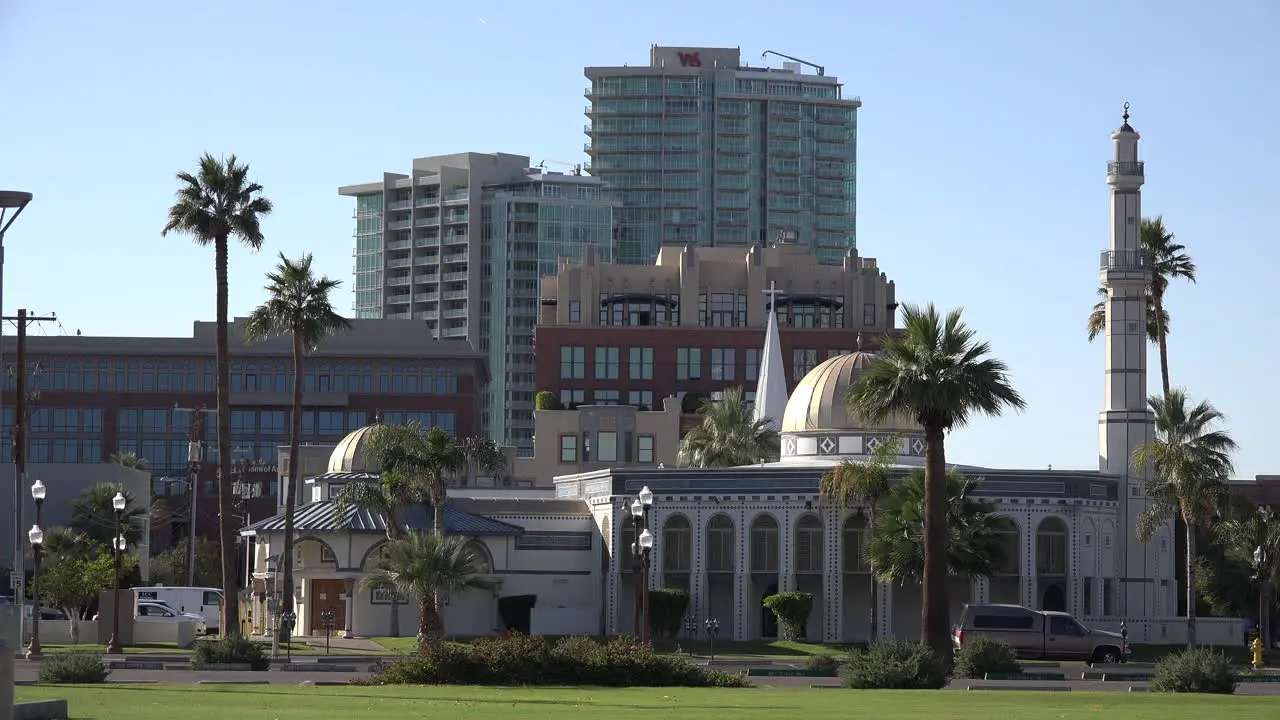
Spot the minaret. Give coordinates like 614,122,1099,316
1098,103,1163,617
753,281,789,432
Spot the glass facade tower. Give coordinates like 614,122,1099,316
585,46,860,265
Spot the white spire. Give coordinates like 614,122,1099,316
753,282,788,432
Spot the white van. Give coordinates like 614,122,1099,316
134,587,223,634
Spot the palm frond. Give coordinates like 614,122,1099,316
677,387,780,467
359,532,496,601
244,251,352,350
818,435,902,511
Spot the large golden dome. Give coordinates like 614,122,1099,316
781,352,921,434
327,424,381,474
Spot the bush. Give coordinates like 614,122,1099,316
762,591,813,641
191,635,270,671
38,652,110,684
535,391,563,411
648,588,690,639
842,639,949,690
361,633,748,687
803,653,840,675
953,636,1021,679
1150,647,1238,694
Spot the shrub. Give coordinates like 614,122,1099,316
842,639,949,690
1150,647,1238,694
762,591,813,641
803,653,840,675
191,635,270,671
360,633,748,687
953,636,1021,679
534,391,563,411
648,588,690,639
38,652,110,684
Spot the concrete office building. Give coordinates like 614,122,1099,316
339,153,620,454
0,319,488,549
535,240,896,411
585,45,861,264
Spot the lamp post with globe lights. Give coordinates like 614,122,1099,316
629,486,655,643
105,491,128,654
25,479,46,659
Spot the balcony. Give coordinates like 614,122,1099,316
442,290,468,300
387,220,411,231
443,271,469,283
414,196,439,208
416,292,439,303
415,235,440,247
443,253,469,265
387,257,411,268
1099,250,1153,280
386,238,411,250
443,307,469,319
445,213,470,224
388,200,412,211
414,216,438,228
1106,161,1144,178
386,275,412,287
443,233,469,245
444,189,470,202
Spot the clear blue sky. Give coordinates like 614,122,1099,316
2,1,1276,478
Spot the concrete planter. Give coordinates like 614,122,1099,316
278,664,358,672
192,662,254,671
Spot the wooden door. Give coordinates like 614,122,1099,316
310,580,348,635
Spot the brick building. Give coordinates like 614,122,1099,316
534,241,897,409
1,318,487,547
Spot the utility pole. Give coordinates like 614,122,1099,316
4,308,55,639
177,405,209,587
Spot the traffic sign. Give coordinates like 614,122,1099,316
10,571,23,590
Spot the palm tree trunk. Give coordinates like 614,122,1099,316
1185,516,1196,648
921,425,951,660
867,509,877,644
214,234,240,637
386,514,402,637
418,595,442,649
1152,288,1172,398
280,333,304,641
432,481,447,539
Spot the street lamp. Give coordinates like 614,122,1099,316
25,478,46,659
2,190,33,634
1258,506,1272,653
629,485,655,644
705,618,721,663
106,491,127,654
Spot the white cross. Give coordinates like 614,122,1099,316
763,280,784,309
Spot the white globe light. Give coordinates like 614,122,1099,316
112,492,127,511
28,525,43,546
638,528,654,549
30,479,46,501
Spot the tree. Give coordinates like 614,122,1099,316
71,483,147,548
677,386,780,468
162,152,273,636
1132,389,1237,647
361,532,494,648
819,434,903,640
1086,217,1195,398
38,536,139,624
864,468,1008,584
150,537,222,588
108,452,150,471
244,251,351,629
848,303,1025,660
1214,506,1280,646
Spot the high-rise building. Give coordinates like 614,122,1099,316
585,45,861,264
339,153,620,453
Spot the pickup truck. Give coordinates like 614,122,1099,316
952,603,1129,664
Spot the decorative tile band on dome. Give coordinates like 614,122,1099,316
781,431,926,459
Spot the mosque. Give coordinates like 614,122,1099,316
242,110,1238,646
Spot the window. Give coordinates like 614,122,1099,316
863,303,876,326
559,435,578,462
791,348,818,381
1049,616,1085,636
559,389,585,407
597,431,618,463
629,390,654,409
594,346,620,379
1083,577,1093,616
972,613,1035,630
568,300,582,323
560,346,586,379
745,348,759,382
637,435,655,463
230,410,256,434
699,292,747,327
710,348,736,381
593,389,620,405
676,347,702,380
628,347,653,380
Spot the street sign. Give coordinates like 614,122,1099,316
10,571,23,590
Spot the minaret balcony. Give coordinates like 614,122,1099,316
1106,161,1144,178
1099,250,1153,282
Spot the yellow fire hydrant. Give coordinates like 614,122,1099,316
1252,635,1265,670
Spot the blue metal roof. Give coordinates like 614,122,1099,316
242,500,524,537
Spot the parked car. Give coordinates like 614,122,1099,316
134,587,222,634
135,600,209,635
952,603,1129,664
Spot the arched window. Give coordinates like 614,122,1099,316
662,515,692,573
841,515,869,573
1036,517,1068,576
705,514,735,573
750,515,780,573
794,515,823,574
993,517,1021,575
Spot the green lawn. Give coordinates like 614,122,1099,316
15,685,1280,720
371,636,840,659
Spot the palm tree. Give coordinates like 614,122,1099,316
162,152,273,636
819,434,903,641
71,483,147,548
677,387,780,467
864,468,1008,584
361,532,495,648
1086,285,1166,344
362,422,507,540
1086,217,1195,397
108,452,150,471
1214,506,1280,649
1142,217,1197,397
848,303,1025,659
244,251,351,622
1132,389,1237,647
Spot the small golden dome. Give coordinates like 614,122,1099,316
327,424,380,474
781,352,920,434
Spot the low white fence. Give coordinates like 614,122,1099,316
1083,616,1246,646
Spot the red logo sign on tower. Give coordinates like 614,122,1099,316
677,52,702,68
